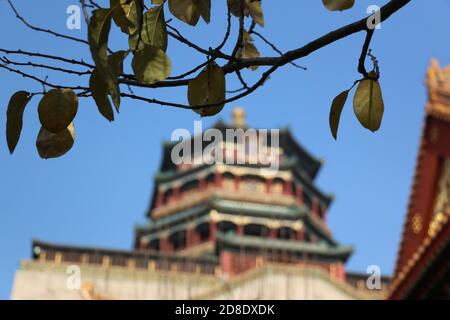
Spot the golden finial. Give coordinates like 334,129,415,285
232,107,247,128
426,59,442,103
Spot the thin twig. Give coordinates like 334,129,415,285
0,57,92,76
7,0,89,46
251,31,306,70
0,64,89,91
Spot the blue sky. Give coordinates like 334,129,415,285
1,1,449,299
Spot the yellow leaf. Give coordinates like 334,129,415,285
38,89,78,134
168,0,200,26
329,90,349,140
188,62,226,117
140,5,168,51
131,45,172,84
228,0,264,27
90,70,115,121
88,9,112,70
36,123,75,159
237,31,260,70
353,77,384,132
108,50,128,76
248,0,264,27
110,0,143,35
322,0,355,12
195,0,211,24
6,91,31,154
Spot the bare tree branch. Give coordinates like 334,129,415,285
0,0,411,112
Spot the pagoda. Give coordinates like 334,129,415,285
11,108,388,300
134,108,352,278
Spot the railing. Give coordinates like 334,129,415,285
152,187,299,219
33,241,218,276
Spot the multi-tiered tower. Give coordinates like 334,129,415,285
12,108,388,300
135,108,352,279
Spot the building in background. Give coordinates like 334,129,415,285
11,108,388,300
390,61,450,299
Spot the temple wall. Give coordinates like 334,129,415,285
11,261,373,300
11,261,218,300
208,270,358,300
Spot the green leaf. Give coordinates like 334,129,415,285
110,0,143,35
89,9,122,112
36,123,75,159
90,70,115,121
353,77,384,132
168,0,200,26
188,62,226,117
195,0,211,24
329,90,349,140
247,0,264,27
108,50,128,77
237,31,260,70
6,90,31,154
38,89,78,134
140,5,168,51
106,50,128,111
88,9,112,70
111,0,131,33
131,45,171,84
322,0,355,12
228,0,264,27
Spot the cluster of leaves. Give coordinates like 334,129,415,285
4,0,265,158
6,89,77,159
329,71,384,140
87,0,261,118
3,0,395,159
322,0,385,140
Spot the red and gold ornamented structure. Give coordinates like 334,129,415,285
390,60,450,299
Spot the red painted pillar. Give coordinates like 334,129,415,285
215,171,223,188
160,235,172,252
312,198,319,216
234,175,240,190
284,180,293,195
209,221,217,241
265,179,272,193
186,225,196,248
336,262,346,282
270,228,277,239
173,186,181,201
220,251,233,277
156,189,164,207
237,224,244,236
199,177,206,191
296,228,304,241
194,227,201,244
296,184,304,204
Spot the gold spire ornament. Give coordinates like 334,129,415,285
231,107,247,128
